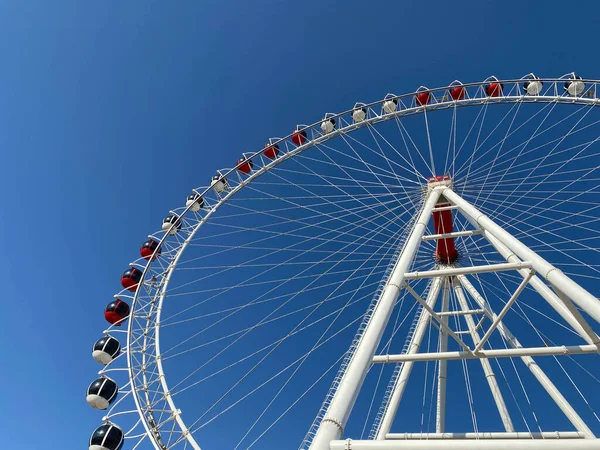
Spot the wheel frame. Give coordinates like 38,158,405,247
98,74,600,449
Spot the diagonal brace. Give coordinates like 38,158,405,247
474,269,535,352
403,282,472,352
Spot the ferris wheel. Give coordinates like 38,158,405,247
86,73,600,450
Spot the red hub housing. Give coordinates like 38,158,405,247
432,203,459,264
427,175,459,264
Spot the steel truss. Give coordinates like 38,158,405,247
309,185,600,449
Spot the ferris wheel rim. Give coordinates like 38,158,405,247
106,74,600,449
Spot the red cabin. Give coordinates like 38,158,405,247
449,86,465,101
415,91,431,106
104,299,130,326
237,157,254,174
485,82,503,97
264,143,280,159
432,203,459,264
121,267,142,292
140,239,161,261
291,129,307,146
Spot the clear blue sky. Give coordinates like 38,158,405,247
2,1,600,449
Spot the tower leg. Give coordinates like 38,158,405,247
452,277,514,432
309,189,443,449
436,278,450,433
376,277,443,438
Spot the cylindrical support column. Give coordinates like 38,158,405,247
443,188,600,325
331,439,600,449
376,277,444,439
436,278,450,433
309,188,443,450
386,431,584,439
457,275,595,438
452,277,514,432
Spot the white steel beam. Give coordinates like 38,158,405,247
422,229,481,241
474,270,534,352
373,343,600,363
404,262,532,279
452,278,513,432
457,275,595,438
458,206,599,345
443,187,600,325
330,439,600,449
551,285,600,345
431,205,459,212
437,309,484,317
436,278,450,433
375,277,444,439
403,283,471,352
386,431,585,439
309,188,443,450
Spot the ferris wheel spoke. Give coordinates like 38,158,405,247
464,135,600,193
231,234,402,448
253,167,412,234
184,203,401,251
393,116,434,178
476,199,600,279
162,210,406,394
458,100,524,192
181,310,366,443
285,152,412,223
170,221,408,442
462,100,600,184
161,269,386,339
311,135,412,183
366,120,425,181
470,101,523,205
340,129,422,185
322,133,420,210
162,281,384,361
479,107,600,221
456,99,562,182
473,191,600,240
295,148,412,221
244,353,345,449
443,103,458,176
162,200,409,303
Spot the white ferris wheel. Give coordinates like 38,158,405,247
86,73,600,450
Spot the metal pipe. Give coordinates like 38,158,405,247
330,439,600,449
385,431,585,439
373,343,599,363
432,205,459,212
404,262,532,279
422,230,482,241
375,277,443,439
437,309,484,317
436,278,450,433
453,278,514,432
403,283,471,352
474,270,534,352
309,188,443,449
457,275,595,438
457,208,599,345
443,188,600,325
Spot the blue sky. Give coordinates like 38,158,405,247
2,1,600,449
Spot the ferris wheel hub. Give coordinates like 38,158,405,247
426,175,453,192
